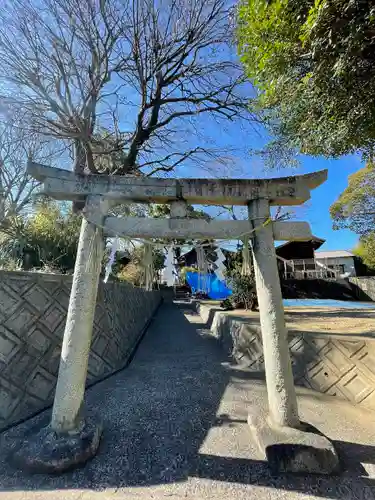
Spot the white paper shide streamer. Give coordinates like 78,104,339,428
196,246,209,293
143,243,154,291
214,248,226,282
162,246,176,287
103,236,119,283
241,236,252,276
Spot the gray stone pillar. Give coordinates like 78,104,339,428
248,199,299,428
11,196,107,474
170,200,188,218
51,196,105,432
247,198,339,474
0,181,4,224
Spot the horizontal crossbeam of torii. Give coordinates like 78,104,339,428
28,161,323,241
85,214,313,241
19,162,336,475
28,162,327,206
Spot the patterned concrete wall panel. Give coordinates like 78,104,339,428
196,302,375,412
0,271,161,431
349,277,375,301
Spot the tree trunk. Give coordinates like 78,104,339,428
73,140,87,213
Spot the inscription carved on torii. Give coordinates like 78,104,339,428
28,162,325,205
13,163,337,475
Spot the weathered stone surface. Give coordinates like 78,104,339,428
51,199,105,433
88,217,313,241
248,409,339,474
10,413,102,474
170,200,188,218
248,199,299,428
0,270,161,432
27,161,327,206
272,221,312,242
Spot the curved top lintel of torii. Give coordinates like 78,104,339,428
27,161,327,207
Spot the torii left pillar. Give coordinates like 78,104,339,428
12,196,107,473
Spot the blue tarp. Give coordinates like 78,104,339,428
186,271,232,300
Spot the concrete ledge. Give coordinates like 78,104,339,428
10,414,102,474
248,408,339,475
194,300,375,411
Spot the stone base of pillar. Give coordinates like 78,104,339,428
10,414,102,474
248,409,339,475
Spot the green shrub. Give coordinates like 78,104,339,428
228,274,257,311
225,251,258,311
0,199,81,273
180,266,197,283
26,200,81,271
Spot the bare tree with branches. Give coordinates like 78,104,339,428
0,0,126,176
0,116,61,222
0,0,258,183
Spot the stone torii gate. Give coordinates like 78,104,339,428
13,163,338,474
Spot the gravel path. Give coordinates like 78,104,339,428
0,301,375,500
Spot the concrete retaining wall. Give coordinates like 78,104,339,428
281,278,357,300
282,277,375,302
349,277,375,301
195,301,375,412
0,271,161,431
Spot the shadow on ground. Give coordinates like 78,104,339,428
0,302,374,499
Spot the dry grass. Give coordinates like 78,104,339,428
284,306,375,337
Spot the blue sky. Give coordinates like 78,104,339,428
287,154,362,251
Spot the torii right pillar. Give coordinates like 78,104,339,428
247,198,339,474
